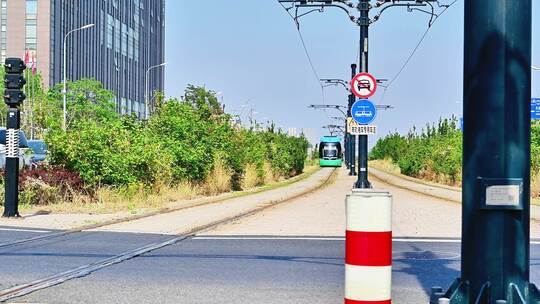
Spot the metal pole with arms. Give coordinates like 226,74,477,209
349,63,357,176
355,0,370,189
62,23,94,131
431,1,540,302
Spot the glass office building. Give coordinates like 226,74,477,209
2,0,165,118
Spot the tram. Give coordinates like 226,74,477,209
319,136,343,167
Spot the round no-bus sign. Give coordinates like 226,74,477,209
351,72,377,99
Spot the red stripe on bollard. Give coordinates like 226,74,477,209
346,231,392,267
345,299,391,304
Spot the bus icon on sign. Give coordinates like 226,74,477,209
355,106,373,118
351,99,377,125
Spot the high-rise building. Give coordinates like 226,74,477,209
288,127,297,138
1,0,165,118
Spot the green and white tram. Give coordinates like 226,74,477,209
319,136,343,167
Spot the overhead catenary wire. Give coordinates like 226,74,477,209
297,30,328,106
278,1,331,119
379,0,459,104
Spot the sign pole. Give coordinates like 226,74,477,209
348,64,357,176
356,0,371,189
431,0,540,302
3,108,20,217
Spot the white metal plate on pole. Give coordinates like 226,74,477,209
348,118,377,135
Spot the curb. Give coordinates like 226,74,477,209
76,167,334,232
369,166,540,209
369,167,461,204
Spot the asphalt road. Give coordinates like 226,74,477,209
0,169,538,303
13,235,540,304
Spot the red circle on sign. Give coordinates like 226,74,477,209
351,73,377,99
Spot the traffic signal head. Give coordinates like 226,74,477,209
4,74,26,89
4,57,26,106
4,58,26,74
4,89,26,106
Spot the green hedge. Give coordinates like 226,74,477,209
370,117,462,183
45,82,309,189
371,117,540,185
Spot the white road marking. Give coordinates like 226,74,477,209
0,227,52,233
193,236,346,241
193,236,540,245
392,238,461,243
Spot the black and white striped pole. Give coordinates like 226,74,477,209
3,58,26,218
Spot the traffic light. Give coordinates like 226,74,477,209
2,57,25,218
4,58,26,106
4,90,26,105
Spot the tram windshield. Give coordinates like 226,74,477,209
320,142,341,159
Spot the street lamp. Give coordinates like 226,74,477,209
145,62,167,119
62,23,95,131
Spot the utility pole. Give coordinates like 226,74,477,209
355,0,370,189
280,0,443,184
432,0,540,303
281,0,437,183
348,64,357,176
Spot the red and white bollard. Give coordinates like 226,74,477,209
345,189,392,304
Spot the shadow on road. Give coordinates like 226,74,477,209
393,242,461,297
141,253,343,267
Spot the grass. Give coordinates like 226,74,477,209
369,158,401,175
242,163,261,189
18,163,321,215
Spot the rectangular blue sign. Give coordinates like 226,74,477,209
532,98,540,120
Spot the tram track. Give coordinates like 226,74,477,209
0,167,324,252
0,168,336,302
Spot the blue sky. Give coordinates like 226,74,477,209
165,1,539,145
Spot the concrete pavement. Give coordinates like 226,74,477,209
203,168,463,239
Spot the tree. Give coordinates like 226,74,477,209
47,78,117,130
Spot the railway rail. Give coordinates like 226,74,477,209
0,167,323,251
0,168,336,302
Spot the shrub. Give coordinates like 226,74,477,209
44,81,309,195
373,118,540,190
203,156,233,195
19,165,85,193
371,116,463,185
19,178,62,206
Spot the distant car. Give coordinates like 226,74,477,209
0,128,32,169
27,140,47,163
0,128,29,148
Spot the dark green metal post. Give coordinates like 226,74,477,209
349,64,357,176
431,1,540,303
344,123,350,169
355,0,371,189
